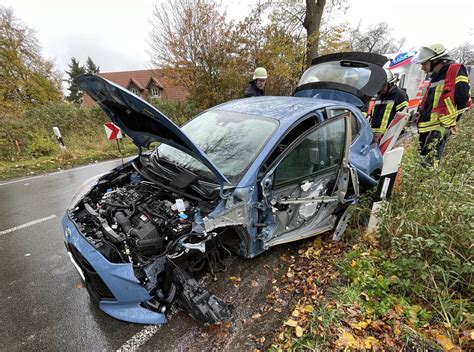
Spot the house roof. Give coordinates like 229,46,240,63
82,68,188,108
147,77,163,89
99,69,165,90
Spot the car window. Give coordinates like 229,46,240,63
261,115,318,173
273,117,345,187
157,110,278,182
326,109,359,142
299,62,371,89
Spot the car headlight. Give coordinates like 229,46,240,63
67,173,106,210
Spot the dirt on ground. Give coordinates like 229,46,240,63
140,234,344,351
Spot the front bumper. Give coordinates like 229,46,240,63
62,213,166,324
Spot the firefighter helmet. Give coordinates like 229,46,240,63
253,67,268,80
384,68,397,84
412,43,448,64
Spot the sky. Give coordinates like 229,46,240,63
1,0,473,79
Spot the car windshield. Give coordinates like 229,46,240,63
299,62,371,89
156,110,278,183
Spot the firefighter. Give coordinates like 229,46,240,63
412,43,471,162
244,67,267,97
370,68,409,143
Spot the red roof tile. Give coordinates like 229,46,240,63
82,69,188,108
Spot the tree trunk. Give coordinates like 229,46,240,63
303,0,327,67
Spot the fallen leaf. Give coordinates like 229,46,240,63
303,305,314,313
335,331,356,348
284,319,298,327
394,304,404,314
350,321,369,330
370,320,387,332
364,336,379,349
433,332,459,352
291,309,300,318
295,326,304,337
394,326,401,336
229,276,240,282
251,313,262,319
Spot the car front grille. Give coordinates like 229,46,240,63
66,243,115,301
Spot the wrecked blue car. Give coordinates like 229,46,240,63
63,52,387,324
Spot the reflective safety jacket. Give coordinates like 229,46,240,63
371,85,409,134
418,62,471,134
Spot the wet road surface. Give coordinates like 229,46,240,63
0,159,297,351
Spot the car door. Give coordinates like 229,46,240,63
259,112,351,248
325,107,381,177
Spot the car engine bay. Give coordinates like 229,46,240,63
68,161,234,323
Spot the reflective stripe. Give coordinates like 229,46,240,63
440,117,456,127
419,124,446,134
444,97,456,115
419,119,440,128
396,101,408,111
433,83,444,110
455,75,469,84
377,103,394,133
374,99,395,105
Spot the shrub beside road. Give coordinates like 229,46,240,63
0,99,199,180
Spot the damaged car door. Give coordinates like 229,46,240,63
259,113,352,247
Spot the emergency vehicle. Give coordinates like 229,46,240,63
386,50,429,115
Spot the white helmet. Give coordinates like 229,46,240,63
412,43,448,64
384,68,397,84
253,67,267,80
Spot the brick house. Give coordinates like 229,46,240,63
82,69,188,108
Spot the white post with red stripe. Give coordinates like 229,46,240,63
378,111,409,155
367,147,404,232
104,122,124,164
104,122,123,140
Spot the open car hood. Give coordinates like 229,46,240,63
75,74,229,185
294,52,389,106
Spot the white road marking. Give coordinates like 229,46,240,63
0,215,57,236
0,157,133,187
117,325,162,352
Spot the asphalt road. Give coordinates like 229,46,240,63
0,159,147,351
0,158,296,351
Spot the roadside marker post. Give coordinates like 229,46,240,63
367,147,404,232
104,122,124,165
53,127,66,152
378,112,409,155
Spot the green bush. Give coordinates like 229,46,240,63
0,98,201,165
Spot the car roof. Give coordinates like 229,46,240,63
212,96,339,122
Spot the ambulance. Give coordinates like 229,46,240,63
386,50,429,115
